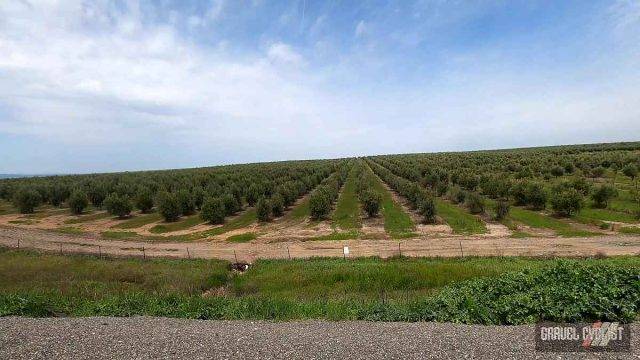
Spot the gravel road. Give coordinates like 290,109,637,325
0,317,637,359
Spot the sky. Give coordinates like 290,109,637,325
0,0,639,174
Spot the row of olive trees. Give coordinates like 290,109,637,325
308,164,351,220
366,159,437,224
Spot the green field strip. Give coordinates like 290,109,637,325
111,212,163,229
63,211,112,224
367,167,415,238
283,196,311,221
24,208,69,219
435,198,487,235
193,208,257,239
149,214,205,234
509,206,598,237
331,167,362,230
226,232,257,243
574,207,639,225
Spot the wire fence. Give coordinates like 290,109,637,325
4,235,639,262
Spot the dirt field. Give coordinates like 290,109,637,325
2,225,639,262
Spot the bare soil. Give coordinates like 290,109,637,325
2,226,640,262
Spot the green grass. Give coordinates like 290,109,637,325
510,231,536,238
149,214,205,234
226,232,257,243
24,208,69,219
619,227,640,235
331,168,362,230
367,168,415,238
53,227,85,235
283,196,311,221
111,212,163,229
101,231,141,240
64,211,112,224
2,248,640,324
435,199,487,234
574,207,639,225
509,207,598,237
8,219,38,225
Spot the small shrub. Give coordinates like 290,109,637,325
12,187,41,214
157,192,181,222
256,197,271,222
550,165,565,177
418,196,437,224
465,192,485,214
494,199,510,221
222,193,240,216
361,190,382,218
590,184,618,208
200,197,225,224
310,189,331,220
550,186,583,217
448,186,466,204
103,193,132,219
524,182,547,210
67,189,89,215
271,193,285,217
622,164,638,179
591,166,606,178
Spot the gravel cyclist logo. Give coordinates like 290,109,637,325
535,322,630,352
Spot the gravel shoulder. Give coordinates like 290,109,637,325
2,317,637,359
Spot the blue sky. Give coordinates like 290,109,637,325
0,0,639,174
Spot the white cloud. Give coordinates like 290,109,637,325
266,42,305,66
0,0,639,173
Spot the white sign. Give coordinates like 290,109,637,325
343,246,349,255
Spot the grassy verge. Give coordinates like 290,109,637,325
331,168,362,230
111,212,163,229
149,214,205,234
509,207,598,237
368,169,415,238
283,196,311,222
619,227,640,235
574,207,638,225
1,248,640,324
64,211,112,224
226,232,257,243
435,199,487,234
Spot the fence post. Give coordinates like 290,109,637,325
17,239,20,249
398,242,401,257
59,243,63,256
287,245,291,260
142,246,146,260
459,241,464,258
186,247,191,259
234,249,238,263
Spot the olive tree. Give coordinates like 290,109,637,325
103,193,133,219
256,197,271,222
12,187,41,214
200,197,225,224
157,192,181,222
68,189,89,215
